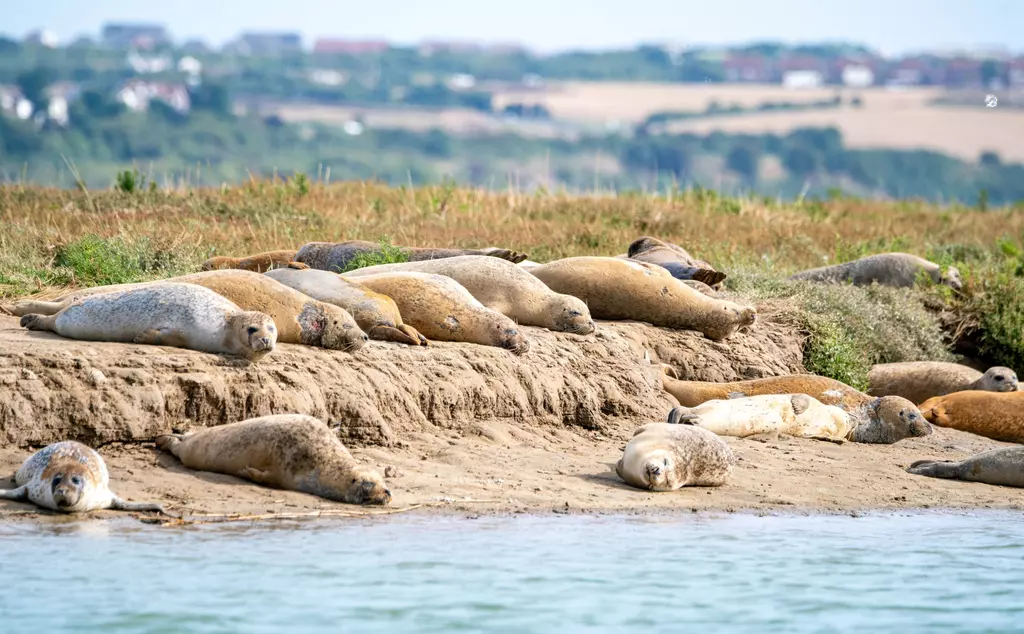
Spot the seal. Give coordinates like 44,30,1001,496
0,441,168,514
10,270,368,352
660,370,874,411
667,393,931,443
266,268,427,345
907,447,1024,488
868,362,1018,404
790,252,963,290
343,255,596,335
624,236,727,287
201,250,309,273
156,414,392,504
918,391,1024,443
294,240,528,272
528,257,757,341
352,271,531,354
615,422,734,491
18,283,277,362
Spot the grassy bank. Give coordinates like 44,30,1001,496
1,181,1022,386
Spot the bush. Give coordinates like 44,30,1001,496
339,237,410,273
52,235,196,287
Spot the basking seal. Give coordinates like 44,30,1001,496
343,255,595,335
667,393,931,443
790,253,962,290
907,447,1024,488
616,422,734,491
201,250,309,273
918,391,1024,443
352,271,531,354
528,257,756,341
266,268,427,345
660,371,873,411
295,240,528,272
19,283,277,362
624,236,727,287
10,270,368,352
0,441,167,514
156,414,392,505
868,362,1018,404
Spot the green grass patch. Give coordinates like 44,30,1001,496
339,236,411,273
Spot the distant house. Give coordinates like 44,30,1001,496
0,85,22,113
116,80,191,113
722,55,773,83
782,70,824,89
127,51,174,74
312,38,389,55
887,57,944,86
943,58,984,88
227,32,303,56
840,65,875,88
309,69,346,86
485,42,527,56
447,73,476,90
177,56,203,75
102,23,171,49
1009,58,1024,88
418,40,484,56
23,29,58,48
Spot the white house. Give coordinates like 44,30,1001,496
841,65,875,88
177,56,203,75
47,97,69,126
15,98,33,120
782,70,824,89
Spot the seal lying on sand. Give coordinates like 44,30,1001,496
266,268,427,345
660,370,874,411
201,250,309,273
295,240,528,272
157,414,391,505
528,257,756,341
918,391,1024,443
667,393,931,443
789,253,962,290
616,422,734,491
19,283,277,362
624,236,727,287
0,441,168,514
868,362,1017,404
353,271,531,354
10,270,368,352
907,447,1024,488
343,255,595,335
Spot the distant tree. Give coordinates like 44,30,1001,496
726,146,759,184
979,151,1002,167
0,36,19,54
81,90,125,118
16,66,55,110
150,100,188,124
981,60,1006,87
783,147,820,178
423,128,453,157
189,82,232,114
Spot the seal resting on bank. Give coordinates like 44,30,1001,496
907,447,1024,488
659,369,874,411
528,257,756,341
201,250,309,273
623,236,727,287
616,422,734,491
294,240,528,272
18,283,277,362
156,414,392,505
667,393,932,443
343,255,595,334
918,391,1024,443
868,362,1018,404
0,441,168,514
789,253,962,290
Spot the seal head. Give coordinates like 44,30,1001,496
342,469,393,505
547,295,596,335
979,367,1019,393
230,312,278,361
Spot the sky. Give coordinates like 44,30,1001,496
3,0,1020,56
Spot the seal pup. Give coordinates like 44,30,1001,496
918,391,1024,443
201,250,309,273
667,393,931,443
9,270,368,352
624,236,727,287
868,362,1017,404
343,255,595,335
660,370,873,411
616,422,734,491
295,240,528,272
907,447,1024,488
352,271,531,354
266,268,427,345
790,253,962,290
156,414,392,505
528,257,756,341
19,283,276,362
0,441,168,514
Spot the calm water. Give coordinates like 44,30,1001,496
1,511,1022,633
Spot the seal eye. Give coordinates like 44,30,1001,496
71,476,81,486
995,375,1005,381
52,475,62,485
351,478,358,483
247,327,259,335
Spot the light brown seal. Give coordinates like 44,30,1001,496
919,391,1024,443
18,283,277,362
624,236,727,287
616,422,734,491
659,369,873,410
908,447,1024,488
295,240,528,272
156,414,391,505
0,441,168,514
528,257,756,341
353,271,531,354
343,255,595,335
868,362,1018,404
201,250,309,273
266,268,427,345
790,253,963,290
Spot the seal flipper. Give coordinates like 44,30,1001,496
666,407,698,425
727,391,747,399
8,300,64,317
907,459,962,479
368,324,423,346
109,496,173,516
0,485,28,501
791,394,812,416
238,466,273,485
287,261,310,270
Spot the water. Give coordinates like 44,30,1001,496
1,511,1022,633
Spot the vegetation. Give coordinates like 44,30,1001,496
338,236,410,273
1,182,1022,382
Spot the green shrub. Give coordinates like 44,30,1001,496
52,234,197,287
339,236,410,273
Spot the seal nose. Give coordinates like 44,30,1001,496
260,337,272,347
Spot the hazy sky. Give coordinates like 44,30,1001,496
4,0,1019,55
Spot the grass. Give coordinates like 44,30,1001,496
339,236,410,273
1,180,1022,380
